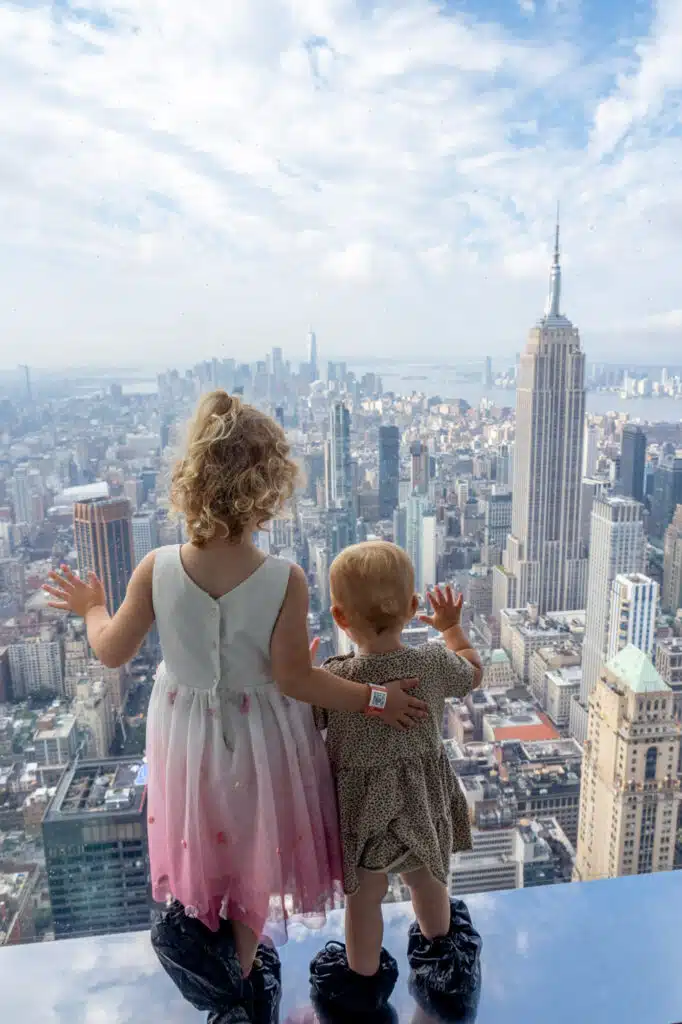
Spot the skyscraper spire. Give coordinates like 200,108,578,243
545,201,561,319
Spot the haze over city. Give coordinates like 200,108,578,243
2,0,682,366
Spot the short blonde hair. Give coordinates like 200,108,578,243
329,541,415,634
170,390,298,546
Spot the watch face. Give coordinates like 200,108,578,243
369,688,388,710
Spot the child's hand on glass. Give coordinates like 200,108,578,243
43,565,107,617
418,585,463,633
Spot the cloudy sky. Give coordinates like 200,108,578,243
1,0,682,369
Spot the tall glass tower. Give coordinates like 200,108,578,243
73,497,134,614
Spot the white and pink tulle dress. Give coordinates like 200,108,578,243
146,545,343,943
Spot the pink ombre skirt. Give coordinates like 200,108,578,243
145,666,343,943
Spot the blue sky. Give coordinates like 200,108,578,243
1,0,682,367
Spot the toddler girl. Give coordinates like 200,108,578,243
44,392,426,1024
309,541,484,1019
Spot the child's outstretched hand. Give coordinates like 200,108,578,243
418,585,463,633
43,565,107,618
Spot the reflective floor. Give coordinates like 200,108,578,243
3,872,682,1023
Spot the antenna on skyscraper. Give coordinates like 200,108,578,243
545,201,562,319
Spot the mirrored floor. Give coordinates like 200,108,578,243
3,872,682,1023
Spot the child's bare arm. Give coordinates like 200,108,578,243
44,555,156,668
271,564,427,729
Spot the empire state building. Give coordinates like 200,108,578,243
493,214,587,616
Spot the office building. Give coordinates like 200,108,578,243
494,215,587,616
326,402,352,510
410,441,430,495
663,506,682,613
0,558,26,609
656,638,682,721
573,497,645,743
378,426,400,519
74,679,115,759
500,605,586,683
575,645,681,882
405,495,424,591
620,425,646,502
607,573,658,662
307,329,318,381
9,632,64,698
73,497,134,614
33,712,78,768
131,511,159,566
580,477,609,547
650,456,682,540
484,356,493,389
481,492,512,566
43,758,150,939
545,665,582,729
529,640,582,709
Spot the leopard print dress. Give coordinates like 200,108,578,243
315,643,475,895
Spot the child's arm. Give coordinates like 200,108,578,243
271,564,427,730
419,585,483,692
43,556,155,668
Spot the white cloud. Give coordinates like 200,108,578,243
0,0,681,365
519,0,537,15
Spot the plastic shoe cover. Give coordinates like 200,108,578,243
245,944,282,1024
407,899,482,1020
207,1007,252,1024
309,941,398,1016
151,901,244,1014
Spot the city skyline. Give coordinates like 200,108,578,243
3,1,682,365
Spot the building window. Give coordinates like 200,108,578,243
645,746,658,781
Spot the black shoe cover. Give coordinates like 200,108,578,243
207,1009,252,1024
407,899,482,1021
151,901,244,1013
245,944,282,1024
309,941,398,1017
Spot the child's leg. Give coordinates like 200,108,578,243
345,868,388,976
232,919,260,977
400,866,450,940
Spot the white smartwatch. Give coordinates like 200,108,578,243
365,684,388,717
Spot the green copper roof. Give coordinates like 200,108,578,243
490,649,510,664
606,644,670,694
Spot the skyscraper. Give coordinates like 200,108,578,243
620,424,647,502
131,511,159,566
571,497,645,743
650,456,682,540
574,646,681,882
307,329,319,381
73,498,134,614
606,573,658,662
663,505,682,613
405,494,426,594
326,402,352,510
484,356,493,389
410,441,430,495
378,426,400,519
43,758,150,938
481,492,512,566
493,212,587,617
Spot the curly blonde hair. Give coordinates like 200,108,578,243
170,390,298,546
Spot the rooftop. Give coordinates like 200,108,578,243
44,758,147,821
3,872,682,1022
607,644,670,694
